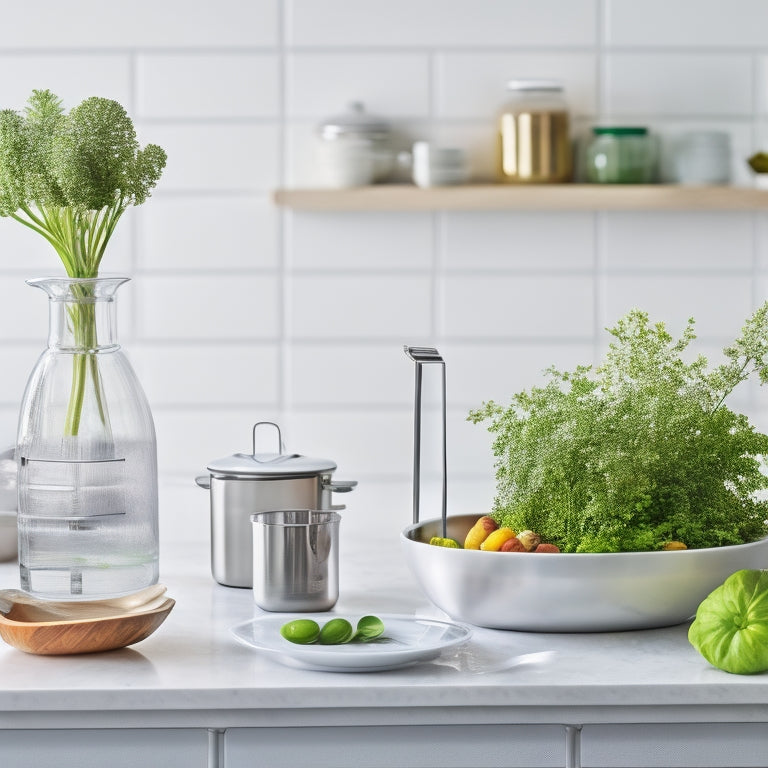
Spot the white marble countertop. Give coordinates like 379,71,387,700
0,478,767,730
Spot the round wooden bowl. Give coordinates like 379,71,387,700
0,586,174,655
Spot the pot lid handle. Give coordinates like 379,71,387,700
252,421,298,464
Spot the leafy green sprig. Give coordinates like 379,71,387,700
0,90,166,436
469,307,768,553
0,89,166,278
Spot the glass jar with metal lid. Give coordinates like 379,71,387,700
497,79,573,183
586,126,657,183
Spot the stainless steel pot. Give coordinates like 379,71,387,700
195,422,356,588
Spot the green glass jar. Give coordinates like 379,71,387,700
586,127,656,183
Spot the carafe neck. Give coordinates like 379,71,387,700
27,277,129,352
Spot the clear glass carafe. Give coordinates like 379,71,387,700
16,277,159,599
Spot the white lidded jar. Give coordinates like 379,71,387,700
315,102,395,188
497,79,573,183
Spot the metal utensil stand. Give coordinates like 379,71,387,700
403,346,447,537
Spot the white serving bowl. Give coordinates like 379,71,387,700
401,514,768,632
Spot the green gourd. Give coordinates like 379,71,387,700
688,569,768,675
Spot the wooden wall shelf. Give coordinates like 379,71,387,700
273,184,768,212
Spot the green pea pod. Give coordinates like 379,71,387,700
318,618,354,645
280,619,320,645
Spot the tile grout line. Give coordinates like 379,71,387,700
129,49,141,345
592,0,605,360
429,49,441,342
277,0,289,421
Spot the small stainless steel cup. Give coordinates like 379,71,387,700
251,509,340,611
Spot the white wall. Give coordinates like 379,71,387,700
1,0,767,523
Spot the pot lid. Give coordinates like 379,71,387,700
206,451,337,478
205,421,337,478
317,101,390,141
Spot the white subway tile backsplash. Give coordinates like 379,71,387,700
0,345,42,407
131,343,280,407
286,54,430,118
137,54,280,119
755,121,768,166
756,276,768,307
756,213,768,270
447,409,497,478
1,0,767,483
288,212,432,271
288,275,432,339
443,212,595,270
603,54,752,116
0,56,131,112
137,196,279,271
0,408,18,447
282,409,414,479
154,409,280,477
605,0,768,47
1,218,131,275
441,275,595,339
600,212,753,271
757,58,768,116
443,341,597,409
601,275,753,341
285,124,330,187
0,216,132,275
0,0,278,48
0,278,51,341
288,343,413,406
338,480,414,542
287,0,597,47
137,275,280,340
436,53,597,120
143,124,280,192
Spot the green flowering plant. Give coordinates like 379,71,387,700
0,90,166,434
469,306,768,553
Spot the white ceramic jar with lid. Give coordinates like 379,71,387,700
497,79,572,183
315,101,395,187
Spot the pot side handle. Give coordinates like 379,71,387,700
323,480,357,493
323,479,358,510
195,475,211,490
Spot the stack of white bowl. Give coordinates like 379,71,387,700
674,131,731,185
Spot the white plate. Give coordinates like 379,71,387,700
231,614,472,672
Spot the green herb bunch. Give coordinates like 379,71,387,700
469,306,768,552
0,89,166,277
0,89,166,435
